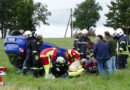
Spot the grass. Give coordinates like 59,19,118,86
0,37,130,90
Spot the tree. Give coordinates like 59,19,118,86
0,0,22,38
11,0,51,31
105,0,130,34
0,0,51,38
73,0,102,30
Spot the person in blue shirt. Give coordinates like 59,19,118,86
93,35,111,75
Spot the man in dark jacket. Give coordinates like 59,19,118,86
31,31,44,78
78,29,90,59
22,31,33,75
73,30,82,51
93,35,111,75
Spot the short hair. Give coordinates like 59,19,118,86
104,31,110,37
87,41,95,48
97,35,103,41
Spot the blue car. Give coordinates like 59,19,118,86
4,34,67,68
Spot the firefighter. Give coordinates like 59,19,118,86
51,57,68,78
40,47,59,79
73,30,82,51
31,31,44,78
78,29,90,59
116,28,129,69
68,60,85,77
63,49,80,65
22,31,33,75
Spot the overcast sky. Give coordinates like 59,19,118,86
34,0,113,37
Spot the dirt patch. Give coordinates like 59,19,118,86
77,81,92,86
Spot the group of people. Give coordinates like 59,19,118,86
22,31,86,79
22,28,130,79
74,28,130,75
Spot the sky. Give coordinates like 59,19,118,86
0,0,114,38
33,0,114,38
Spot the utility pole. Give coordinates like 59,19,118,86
64,8,73,38
64,12,71,38
70,8,73,37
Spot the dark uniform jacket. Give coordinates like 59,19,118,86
73,37,80,51
51,62,68,78
78,36,90,58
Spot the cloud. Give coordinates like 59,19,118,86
34,0,113,38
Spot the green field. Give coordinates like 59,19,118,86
0,38,130,90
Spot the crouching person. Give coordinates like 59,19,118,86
51,57,68,78
63,49,80,65
68,60,86,77
40,47,59,79
32,31,44,78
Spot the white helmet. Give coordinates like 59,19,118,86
23,31,32,38
34,31,42,38
111,31,116,37
116,28,124,36
56,57,65,64
77,30,82,34
82,29,88,34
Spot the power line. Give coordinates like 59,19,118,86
51,8,72,12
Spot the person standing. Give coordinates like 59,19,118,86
115,29,129,69
22,31,33,75
78,29,90,59
31,31,44,78
93,35,111,75
73,30,82,51
104,31,116,74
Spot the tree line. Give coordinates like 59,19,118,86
73,0,130,34
0,0,51,38
0,0,130,38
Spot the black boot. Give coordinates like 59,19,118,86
39,69,44,76
22,69,27,75
33,70,38,78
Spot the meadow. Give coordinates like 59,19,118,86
0,38,130,90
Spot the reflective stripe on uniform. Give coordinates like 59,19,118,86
23,67,27,69
80,42,87,44
120,41,126,44
68,50,72,57
32,67,40,70
33,51,37,54
35,55,39,61
39,67,43,70
119,48,123,51
46,50,54,63
117,42,129,55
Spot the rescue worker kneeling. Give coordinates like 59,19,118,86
51,57,68,78
68,60,86,77
32,31,44,78
40,47,59,79
63,49,80,65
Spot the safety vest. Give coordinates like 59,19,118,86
68,60,84,77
